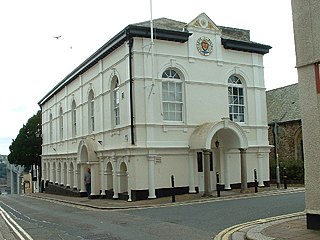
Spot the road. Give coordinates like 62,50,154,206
0,191,305,240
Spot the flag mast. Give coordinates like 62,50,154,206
149,0,155,95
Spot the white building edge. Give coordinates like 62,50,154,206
38,13,272,201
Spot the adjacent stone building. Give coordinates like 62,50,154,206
292,0,320,230
38,13,271,201
266,83,303,164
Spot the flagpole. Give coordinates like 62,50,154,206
149,0,155,95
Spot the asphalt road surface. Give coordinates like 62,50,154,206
0,191,305,240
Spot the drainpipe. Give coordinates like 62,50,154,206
128,38,135,145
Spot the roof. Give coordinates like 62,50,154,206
38,16,271,106
135,18,254,42
266,83,301,124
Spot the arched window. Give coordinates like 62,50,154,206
59,107,64,140
71,100,77,137
49,113,53,142
112,76,120,127
162,68,183,121
228,75,245,123
88,90,95,132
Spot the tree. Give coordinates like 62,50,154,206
8,110,42,168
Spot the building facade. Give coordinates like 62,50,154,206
39,13,271,201
292,0,320,230
267,84,303,163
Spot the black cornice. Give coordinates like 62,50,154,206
221,38,271,55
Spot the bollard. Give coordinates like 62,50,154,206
254,169,258,193
216,172,220,197
171,175,176,202
283,167,288,189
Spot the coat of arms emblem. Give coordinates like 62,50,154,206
196,37,213,56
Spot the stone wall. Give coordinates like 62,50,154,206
268,120,303,163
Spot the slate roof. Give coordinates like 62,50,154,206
134,18,251,41
266,83,301,124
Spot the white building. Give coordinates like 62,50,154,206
38,13,271,201
292,0,320,230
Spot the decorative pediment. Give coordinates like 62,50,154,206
186,13,220,31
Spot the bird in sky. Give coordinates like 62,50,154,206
53,35,62,40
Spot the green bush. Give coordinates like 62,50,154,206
270,159,304,183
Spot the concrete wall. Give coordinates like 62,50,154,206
292,0,320,229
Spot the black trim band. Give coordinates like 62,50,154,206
221,38,271,55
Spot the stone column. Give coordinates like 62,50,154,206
240,148,248,193
51,163,55,183
148,155,156,199
90,164,98,196
223,150,231,190
188,153,196,193
10,165,14,194
112,157,119,199
17,169,21,194
73,161,78,189
258,153,265,187
57,165,61,185
66,161,70,188
211,152,217,191
80,165,86,193
203,150,212,197
100,158,106,197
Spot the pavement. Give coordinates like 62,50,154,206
1,186,320,240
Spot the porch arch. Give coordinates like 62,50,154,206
189,118,249,195
77,138,99,195
119,162,128,194
189,118,248,150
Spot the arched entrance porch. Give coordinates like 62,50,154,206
77,138,99,197
189,118,248,196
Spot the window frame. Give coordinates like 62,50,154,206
49,113,53,143
71,100,77,137
161,68,184,122
112,76,120,127
228,75,245,123
59,107,63,140
88,90,95,133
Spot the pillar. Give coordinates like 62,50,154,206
74,162,79,189
112,157,119,199
223,150,231,190
51,163,55,184
100,158,106,197
66,162,70,188
203,150,212,197
148,155,156,199
80,165,86,193
211,151,217,191
10,165,14,194
258,153,265,187
188,153,196,193
240,148,248,193
90,164,98,196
